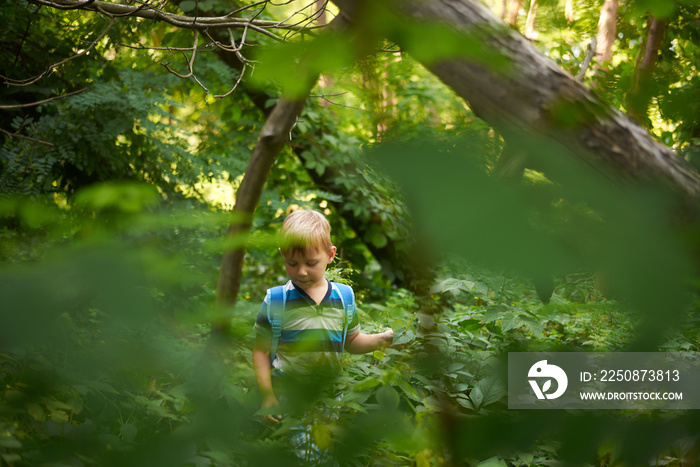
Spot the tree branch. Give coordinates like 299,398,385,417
576,37,596,82
27,0,313,40
1,17,114,86
213,14,350,336
0,128,54,147
213,97,309,335
0,88,86,109
332,0,700,201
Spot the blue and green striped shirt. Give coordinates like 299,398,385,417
254,280,360,373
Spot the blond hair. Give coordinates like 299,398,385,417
280,210,333,256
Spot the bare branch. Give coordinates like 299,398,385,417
0,128,54,147
202,29,241,53
120,43,203,52
161,30,199,79
214,62,247,99
227,1,269,18
1,17,114,87
311,92,363,110
576,37,596,82
0,88,86,109
27,0,306,39
158,30,212,100
36,0,95,9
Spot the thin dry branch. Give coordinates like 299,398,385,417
202,30,243,54
0,88,86,109
213,62,248,99
120,43,203,52
202,28,253,66
576,37,597,81
0,128,54,147
1,18,114,86
161,30,199,79
27,0,309,40
158,30,213,99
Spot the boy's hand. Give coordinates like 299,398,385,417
260,394,282,426
378,329,395,349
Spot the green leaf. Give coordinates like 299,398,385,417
353,377,382,391
631,0,676,18
455,395,476,410
458,319,485,332
501,314,526,332
430,278,475,294
251,33,355,98
179,0,196,11
396,379,421,402
312,423,333,451
26,403,45,422
120,423,138,442
477,457,509,467
470,386,484,410
481,309,505,323
376,385,400,411
393,329,414,346
473,376,506,408
0,438,22,449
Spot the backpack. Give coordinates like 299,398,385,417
265,282,356,367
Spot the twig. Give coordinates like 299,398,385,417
27,0,297,39
312,93,362,111
0,128,54,147
214,63,247,99
0,17,114,87
161,30,199,79
120,43,205,52
0,88,86,109
226,1,268,18
576,37,597,82
159,30,211,100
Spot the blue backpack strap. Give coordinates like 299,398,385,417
331,282,355,352
266,285,287,367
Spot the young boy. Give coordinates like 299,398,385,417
252,209,394,425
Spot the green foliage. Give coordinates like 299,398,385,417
3,0,700,465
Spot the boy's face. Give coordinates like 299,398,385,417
280,246,336,291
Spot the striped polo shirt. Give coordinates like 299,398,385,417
254,279,360,373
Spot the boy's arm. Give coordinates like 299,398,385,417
252,334,282,425
344,330,394,354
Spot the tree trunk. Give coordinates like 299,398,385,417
595,0,618,68
332,0,700,201
211,59,434,296
506,0,522,27
565,0,575,24
210,13,434,325
524,0,538,39
627,16,667,124
213,98,308,335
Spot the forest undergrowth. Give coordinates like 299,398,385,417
2,194,699,467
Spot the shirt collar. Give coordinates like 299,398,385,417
292,279,332,306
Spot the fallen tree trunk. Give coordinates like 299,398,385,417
333,0,700,201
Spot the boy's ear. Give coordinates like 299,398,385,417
328,246,337,262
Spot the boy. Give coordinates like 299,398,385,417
252,209,394,425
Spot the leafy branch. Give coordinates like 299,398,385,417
0,88,86,109
26,0,317,39
1,17,114,87
0,128,54,147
